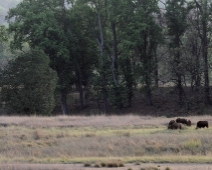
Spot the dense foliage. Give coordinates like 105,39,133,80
0,49,57,115
0,0,212,115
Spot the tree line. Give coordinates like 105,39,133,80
0,0,212,115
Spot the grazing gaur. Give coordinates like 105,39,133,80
168,120,176,126
187,120,192,126
196,121,209,129
176,118,191,126
168,122,182,130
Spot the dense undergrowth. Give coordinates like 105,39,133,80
56,87,212,117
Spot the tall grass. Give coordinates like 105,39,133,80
0,115,211,163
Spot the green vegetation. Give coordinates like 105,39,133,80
93,160,125,168
0,0,211,116
0,49,57,115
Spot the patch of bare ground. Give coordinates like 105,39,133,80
0,163,212,170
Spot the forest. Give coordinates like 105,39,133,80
0,0,212,116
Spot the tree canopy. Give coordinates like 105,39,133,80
1,48,57,115
0,0,212,115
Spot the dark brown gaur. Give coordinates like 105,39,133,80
168,122,182,130
176,118,191,126
196,121,208,129
168,120,176,126
187,120,192,126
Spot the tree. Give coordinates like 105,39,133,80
75,0,136,111
75,0,110,113
0,49,57,115
184,16,202,92
165,0,189,106
0,25,8,69
125,0,163,106
0,25,22,69
106,0,124,110
0,25,8,42
6,0,73,115
191,0,212,105
119,54,134,107
68,3,98,110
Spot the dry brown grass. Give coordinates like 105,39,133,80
0,114,211,128
0,115,211,167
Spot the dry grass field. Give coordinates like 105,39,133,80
0,115,212,169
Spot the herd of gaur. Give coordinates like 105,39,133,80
168,118,209,129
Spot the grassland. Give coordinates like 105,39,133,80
0,115,211,166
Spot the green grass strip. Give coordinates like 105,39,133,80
1,155,212,164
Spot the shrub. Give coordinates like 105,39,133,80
94,162,101,167
0,49,57,115
140,167,159,170
99,160,124,168
100,162,107,167
84,163,91,167
184,139,201,150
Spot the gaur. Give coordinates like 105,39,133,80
187,120,192,126
168,120,176,126
168,122,182,130
176,118,191,126
196,121,208,129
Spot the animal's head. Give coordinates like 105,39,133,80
187,120,191,126
169,120,175,125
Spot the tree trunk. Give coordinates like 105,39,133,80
145,74,153,106
194,0,211,104
55,64,69,115
61,89,68,115
173,34,183,106
194,34,201,91
111,21,123,110
176,49,183,106
142,33,153,106
202,23,211,104
111,22,118,84
154,47,159,87
177,73,183,106
75,66,84,110
84,85,90,108
96,7,108,113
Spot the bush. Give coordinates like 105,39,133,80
0,49,57,115
140,167,159,170
84,163,91,167
184,139,201,150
